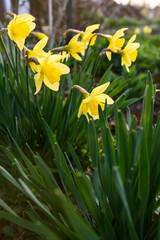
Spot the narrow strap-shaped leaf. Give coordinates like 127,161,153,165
68,142,83,171
113,167,138,240
88,120,99,167
0,199,18,216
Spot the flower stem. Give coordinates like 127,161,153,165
15,46,20,94
25,56,33,144
89,53,102,88
63,29,82,37
0,36,16,78
50,46,66,52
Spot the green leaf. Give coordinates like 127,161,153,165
88,120,99,167
113,166,138,240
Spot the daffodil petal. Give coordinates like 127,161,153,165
70,33,81,43
113,28,128,39
121,53,131,67
129,50,138,62
14,37,25,50
85,24,100,35
43,76,60,91
71,52,82,61
106,51,112,61
115,38,125,49
28,22,36,32
89,35,97,46
34,72,43,94
124,43,140,53
18,14,35,22
87,99,104,118
78,100,85,118
78,100,89,121
95,94,114,104
91,82,110,96
48,54,64,64
53,62,70,74
128,34,136,44
33,37,49,51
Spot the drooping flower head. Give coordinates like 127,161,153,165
34,55,70,94
28,37,50,72
64,34,86,61
120,35,140,72
81,24,100,48
72,83,114,121
105,28,128,61
7,14,36,50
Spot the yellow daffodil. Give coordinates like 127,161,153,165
120,35,140,72
34,55,70,94
72,83,114,121
143,25,152,34
105,28,128,61
7,13,36,50
134,27,140,35
81,24,100,47
28,37,50,72
64,34,86,61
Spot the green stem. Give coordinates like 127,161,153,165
76,33,96,85
8,38,15,68
15,46,20,93
25,58,33,144
91,54,101,82
63,29,81,37
0,36,16,77
75,44,90,85
50,46,66,52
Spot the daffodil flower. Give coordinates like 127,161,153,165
64,34,86,61
28,37,50,72
134,27,140,35
105,28,128,61
120,35,140,72
143,25,152,34
34,55,70,94
7,13,36,50
72,83,114,121
80,24,100,48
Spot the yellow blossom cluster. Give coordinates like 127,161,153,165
5,13,141,121
101,28,140,72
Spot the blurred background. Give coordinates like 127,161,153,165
1,0,160,85
1,0,160,39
